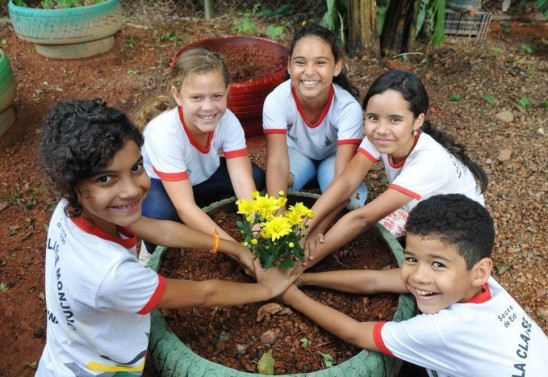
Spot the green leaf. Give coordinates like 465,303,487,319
300,337,311,347
518,96,533,108
520,43,533,54
0,282,8,293
482,94,497,105
448,93,462,102
257,350,275,375
319,352,334,367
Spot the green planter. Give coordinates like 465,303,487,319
0,48,16,138
8,0,123,59
148,192,416,376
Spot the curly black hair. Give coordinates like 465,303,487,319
405,194,495,269
40,98,144,217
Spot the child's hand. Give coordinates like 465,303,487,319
303,232,325,265
235,248,257,277
254,259,299,298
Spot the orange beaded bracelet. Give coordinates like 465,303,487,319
210,229,220,254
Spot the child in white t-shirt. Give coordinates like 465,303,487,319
36,99,298,376
281,194,548,376
304,70,489,268
137,47,265,258
263,24,366,209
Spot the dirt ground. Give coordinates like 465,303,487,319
0,10,546,377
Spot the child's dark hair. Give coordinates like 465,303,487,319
40,98,144,217
136,47,230,129
406,194,495,269
362,70,488,193
286,23,359,98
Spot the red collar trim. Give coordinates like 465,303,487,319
388,132,421,168
178,106,212,154
465,282,491,304
71,216,136,249
291,85,334,128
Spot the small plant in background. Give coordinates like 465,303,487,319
520,43,533,54
15,0,106,8
159,31,177,43
449,93,462,102
482,93,498,105
300,337,312,347
236,191,314,269
233,10,258,34
319,352,334,367
2,184,39,210
0,282,9,293
517,96,533,108
121,35,135,51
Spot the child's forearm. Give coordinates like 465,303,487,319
281,286,378,351
301,268,407,294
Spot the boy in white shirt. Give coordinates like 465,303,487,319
281,194,547,376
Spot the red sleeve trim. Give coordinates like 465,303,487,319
357,148,379,163
388,184,421,200
153,167,189,181
263,129,287,135
224,148,249,159
373,322,394,357
138,275,167,314
338,138,362,145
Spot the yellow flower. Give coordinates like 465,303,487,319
251,239,258,245
262,216,292,241
288,242,295,248
236,198,255,216
254,193,280,220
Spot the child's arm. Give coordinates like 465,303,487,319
226,155,257,200
158,258,299,308
300,268,408,294
131,217,256,274
265,133,290,199
162,179,235,241
305,188,412,268
306,153,373,236
280,285,379,351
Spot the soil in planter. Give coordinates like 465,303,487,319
216,45,286,82
158,211,400,375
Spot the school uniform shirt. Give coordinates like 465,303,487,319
373,277,548,376
358,132,484,213
262,80,363,160
142,106,248,186
36,199,166,376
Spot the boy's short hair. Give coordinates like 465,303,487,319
40,98,143,217
405,194,494,269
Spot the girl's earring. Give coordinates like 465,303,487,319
412,130,418,136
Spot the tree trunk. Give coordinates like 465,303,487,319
380,0,416,56
347,0,381,59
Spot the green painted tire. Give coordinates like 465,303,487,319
148,193,417,376
8,0,123,59
0,49,16,137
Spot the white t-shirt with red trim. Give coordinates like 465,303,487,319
373,277,548,376
358,132,484,212
262,80,363,160
36,199,166,376
142,106,248,185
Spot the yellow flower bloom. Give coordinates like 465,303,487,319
236,198,255,216
288,242,295,248
251,239,258,245
263,216,292,241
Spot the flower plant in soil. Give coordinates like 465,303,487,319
236,191,314,270
13,0,106,8
158,209,400,375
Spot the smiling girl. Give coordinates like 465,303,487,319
137,48,264,262
303,70,488,267
263,24,367,209
36,99,297,376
